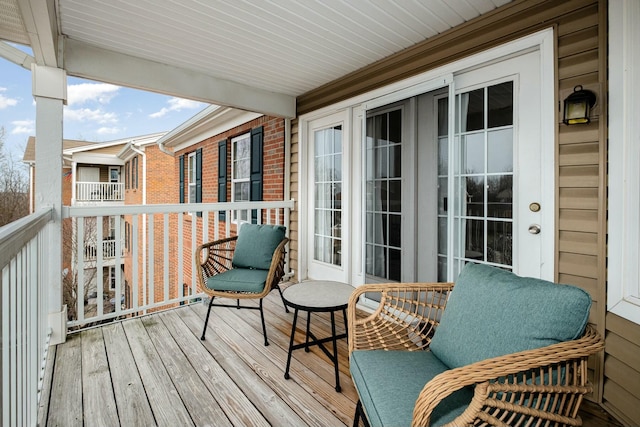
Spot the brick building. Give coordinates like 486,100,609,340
157,105,287,299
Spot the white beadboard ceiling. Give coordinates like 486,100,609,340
2,0,513,115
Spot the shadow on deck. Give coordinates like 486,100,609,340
38,287,622,426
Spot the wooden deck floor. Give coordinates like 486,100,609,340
39,287,622,427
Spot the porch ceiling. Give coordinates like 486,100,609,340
2,0,513,116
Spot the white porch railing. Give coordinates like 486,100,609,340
84,239,124,261
0,208,54,427
62,200,294,329
76,182,124,202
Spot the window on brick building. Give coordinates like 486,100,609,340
188,152,197,203
124,221,130,251
179,148,202,216
232,133,251,222
222,126,263,223
132,156,138,189
125,161,130,189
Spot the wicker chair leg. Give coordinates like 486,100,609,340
275,284,290,313
201,296,215,341
259,298,269,346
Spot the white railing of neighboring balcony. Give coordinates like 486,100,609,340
62,200,294,329
75,182,124,202
0,208,54,427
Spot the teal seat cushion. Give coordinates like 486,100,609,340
232,223,286,270
350,350,473,427
206,268,269,294
430,263,592,369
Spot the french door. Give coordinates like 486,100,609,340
306,112,350,282
364,49,552,283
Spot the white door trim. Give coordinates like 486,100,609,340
298,28,555,285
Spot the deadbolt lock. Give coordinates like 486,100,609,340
529,202,541,212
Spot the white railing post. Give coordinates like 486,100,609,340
33,64,67,346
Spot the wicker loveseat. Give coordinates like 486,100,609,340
347,263,605,427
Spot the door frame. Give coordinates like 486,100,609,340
298,28,555,285
300,109,352,283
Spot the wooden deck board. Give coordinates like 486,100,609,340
47,334,82,427
186,303,345,427
121,318,193,426
41,290,622,427
141,314,233,427
80,328,119,427
165,308,277,427
101,322,156,426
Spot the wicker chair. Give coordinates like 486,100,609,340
347,264,605,427
195,223,289,346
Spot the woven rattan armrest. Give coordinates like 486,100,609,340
347,282,454,353
195,236,238,284
411,324,604,427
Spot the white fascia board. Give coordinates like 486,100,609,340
17,0,58,66
65,133,164,156
72,153,124,166
158,104,225,143
161,108,262,153
117,143,139,160
0,41,35,69
63,38,296,118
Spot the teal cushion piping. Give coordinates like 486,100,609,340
232,223,286,270
350,350,473,427
206,268,269,294
430,263,592,369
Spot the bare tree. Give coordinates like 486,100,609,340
61,215,125,326
0,127,29,227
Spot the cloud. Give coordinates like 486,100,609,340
65,108,118,124
67,83,119,106
11,119,35,135
97,127,121,135
149,97,204,118
0,87,19,109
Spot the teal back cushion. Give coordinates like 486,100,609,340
232,223,286,270
430,263,591,369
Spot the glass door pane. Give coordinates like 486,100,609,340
436,96,449,281
313,126,342,266
365,109,402,281
453,81,514,272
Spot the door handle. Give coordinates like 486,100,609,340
528,224,541,235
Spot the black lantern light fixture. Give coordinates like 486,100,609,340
563,85,596,125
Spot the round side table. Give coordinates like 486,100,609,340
282,280,354,392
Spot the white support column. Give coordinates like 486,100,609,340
32,64,67,345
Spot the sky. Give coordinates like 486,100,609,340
0,47,208,162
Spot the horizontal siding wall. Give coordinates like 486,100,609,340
289,118,299,276
289,1,635,424
604,314,640,425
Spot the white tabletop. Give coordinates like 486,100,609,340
283,281,354,310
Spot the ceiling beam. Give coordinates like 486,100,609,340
0,41,35,70
16,0,58,66
62,38,296,119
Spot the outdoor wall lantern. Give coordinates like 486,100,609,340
563,85,596,125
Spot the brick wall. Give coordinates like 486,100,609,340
122,147,179,310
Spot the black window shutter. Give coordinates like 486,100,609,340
196,148,203,217
250,126,264,223
218,140,227,220
179,155,185,203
